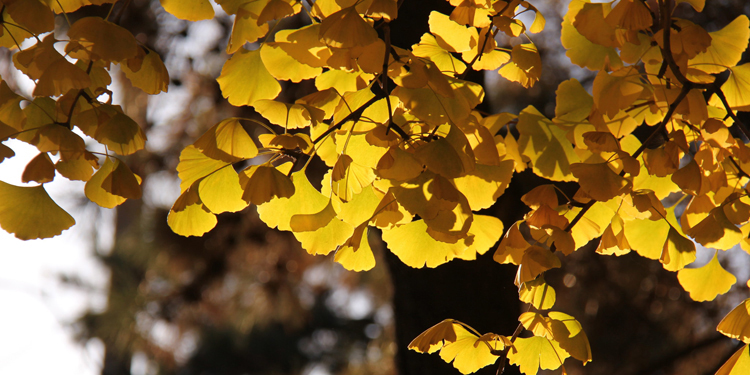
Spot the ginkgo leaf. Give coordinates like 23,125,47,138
717,298,750,343
259,44,322,83
0,180,75,240
494,221,530,265
710,63,750,111
4,0,55,34
293,214,354,256
33,58,91,97
193,118,258,162
561,0,622,71
605,0,652,31
334,224,376,271
85,157,142,208
22,152,55,184
677,251,736,302
319,6,378,49
548,311,592,364
67,17,139,62
517,106,580,182
592,67,644,119
689,15,749,74
239,165,295,206
168,183,218,237
570,162,631,202
376,146,424,182
381,219,469,268
715,344,750,375
438,328,505,374
519,275,556,310
516,246,562,285
498,44,542,88
159,0,214,21
508,336,568,375
176,145,232,192
413,33,467,75
453,161,514,210
429,11,477,53
217,48,281,107
686,206,744,250
257,171,329,231
554,78,593,125
197,165,247,214
226,2,270,54
409,319,460,354
455,214,504,261
121,47,170,94
95,112,147,156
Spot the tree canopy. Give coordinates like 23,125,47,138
1,0,750,374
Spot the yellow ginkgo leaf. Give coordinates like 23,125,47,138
547,312,592,364
121,47,170,94
193,118,258,162
94,112,147,156
315,67,373,93
334,224,376,271
381,219,470,268
429,11,477,53
438,326,505,374
254,100,318,129
259,43,322,83
22,152,55,184
689,15,749,74
292,214,354,256
66,17,138,62
0,180,75,240
686,206,744,250
455,214,504,261
516,246,562,285
257,171,329,231
453,161,514,210
176,145,232,193
519,275,556,310
716,344,750,375
592,66,644,119
717,298,750,343
517,106,581,182
409,319,460,354
498,44,542,88
159,0,214,21
217,48,281,107
570,162,631,202
33,58,91,97
257,0,300,25
677,251,736,302
494,221,530,265
710,63,750,111
239,165,295,206
168,183,218,237
561,0,622,71
319,6,379,49
554,78,593,125
197,165,248,214
226,2,270,54
605,0,652,31
85,157,141,209
412,33,467,75
508,336,568,375
4,0,55,34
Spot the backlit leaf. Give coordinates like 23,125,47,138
0,180,74,240
159,0,214,21
508,336,568,375
218,48,281,107
677,251,736,302
717,298,750,343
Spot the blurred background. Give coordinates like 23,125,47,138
1,1,749,375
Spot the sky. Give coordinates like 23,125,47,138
0,139,108,375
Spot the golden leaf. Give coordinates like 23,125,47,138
717,298,750,343
0,180,75,240
217,48,281,107
678,251,736,302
